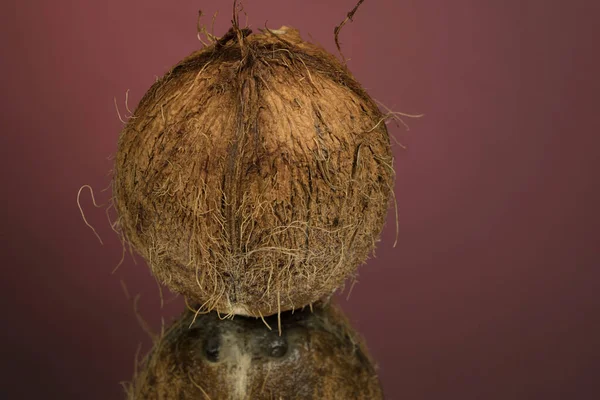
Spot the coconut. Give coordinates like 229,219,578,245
126,302,383,399
113,25,394,317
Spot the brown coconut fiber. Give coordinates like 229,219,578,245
112,25,394,317
125,302,383,399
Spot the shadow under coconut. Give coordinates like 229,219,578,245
126,302,383,400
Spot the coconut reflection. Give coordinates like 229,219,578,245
125,302,383,400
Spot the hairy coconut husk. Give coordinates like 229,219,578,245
125,302,383,399
113,25,394,317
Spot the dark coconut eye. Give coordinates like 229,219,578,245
203,334,221,362
265,335,288,358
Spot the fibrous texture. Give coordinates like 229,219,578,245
113,26,394,317
126,302,383,399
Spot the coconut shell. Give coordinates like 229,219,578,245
113,26,394,317
126,302,383,399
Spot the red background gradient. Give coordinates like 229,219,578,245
1,1,599,399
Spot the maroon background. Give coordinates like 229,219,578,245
1,0,599,399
